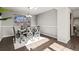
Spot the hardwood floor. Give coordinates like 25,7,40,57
0,36,14,51
0,35,79,51
67,36,79,51
0,36,29,51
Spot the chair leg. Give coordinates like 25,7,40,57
13,36,16,43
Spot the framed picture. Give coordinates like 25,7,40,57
14,15,26,23
14,15,31,27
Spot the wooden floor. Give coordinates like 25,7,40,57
0,35,79,51
67,36,79,51
0,36,29,51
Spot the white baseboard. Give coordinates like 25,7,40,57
41,32,57,38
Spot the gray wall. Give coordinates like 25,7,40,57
36,9,57,38
2,12,36,27
1,12,36,37
31,15,36,26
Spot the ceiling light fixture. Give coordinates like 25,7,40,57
26,7,32,17
26,7,38,17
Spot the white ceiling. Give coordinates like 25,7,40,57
5,7,54,15
4,7,79,17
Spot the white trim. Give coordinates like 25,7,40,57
41,32,57,38
0,26,13,27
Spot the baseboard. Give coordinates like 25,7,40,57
40,34,57,40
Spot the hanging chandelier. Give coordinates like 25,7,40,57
26,7,32,17
26,7,38,17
